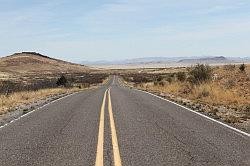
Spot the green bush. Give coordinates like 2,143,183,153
188,64,212,84
158,81,165,86
56,75,68,87
239,64,246,72
176,72,186,82
0,80,16,95
133,76,152,83
166,77,173,83
156,76,163,82
22,109,29,115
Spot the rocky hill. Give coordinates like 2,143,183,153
0,52,91,74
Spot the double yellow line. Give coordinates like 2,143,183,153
95,88,122,166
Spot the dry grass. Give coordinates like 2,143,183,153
147,82,184,94
137,64,250,107
0,87,81,115
192,83,248,105
148,82,248,106
143,82,249,108
123,64,250,128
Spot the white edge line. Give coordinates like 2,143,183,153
134,89,250,137
0,91,82,130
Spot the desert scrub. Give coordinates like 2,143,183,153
176,72,186,82
22,109,29,115
190,82,243,105
0,87,82,115
223,64,235,71
123,64,250,110
239,63,246,72
188,64,212,84
141,80,248,106
144,81,185,96
224,115,241,124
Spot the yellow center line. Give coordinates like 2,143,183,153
108,88,122,166
95,89,108,166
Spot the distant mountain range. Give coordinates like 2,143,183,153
178,56,228,63
82,57,183,65
82,56,250,66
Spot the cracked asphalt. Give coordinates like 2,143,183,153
0,76,249,166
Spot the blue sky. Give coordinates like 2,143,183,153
0,0,250,62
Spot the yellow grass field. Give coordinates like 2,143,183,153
137,64,250,107
0,87,82,115
145,81,249,106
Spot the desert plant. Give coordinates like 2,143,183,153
166,77,173,83
224,115,240,123
224,64,235,71
158,81,166,86
188,64,212,84
246,105,250,112
156,76,163,82
0,80,16,95
176,72,186,82
198,89,210,98
82,83,90,88
225,79,235,89
239,63,246,72
133,76,152,83
22,109,29,115
56,75,68,87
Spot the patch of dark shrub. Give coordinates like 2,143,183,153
176,72,186,82
188,64,212,84
239,63,246,72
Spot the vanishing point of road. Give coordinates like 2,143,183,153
0,76,249,166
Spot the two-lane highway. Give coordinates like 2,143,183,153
0,76,249,166
95,87,122,166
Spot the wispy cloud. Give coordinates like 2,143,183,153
0,0,250,60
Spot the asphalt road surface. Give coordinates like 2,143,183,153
0,76,249,166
